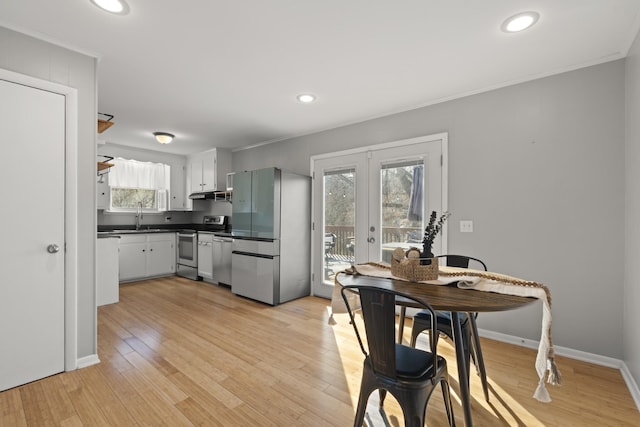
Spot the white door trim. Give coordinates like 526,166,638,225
310,132,449,162
0,68,79,372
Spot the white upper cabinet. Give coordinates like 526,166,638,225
189,148,232,194
170,164,189,210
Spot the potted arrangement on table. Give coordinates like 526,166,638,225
421,211,450,263
391,210,450,280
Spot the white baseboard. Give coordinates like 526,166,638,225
75,354,100,369
620,363,640,411
478,328,640,412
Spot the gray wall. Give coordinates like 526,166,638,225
235,60,626,359
625,31,640,388
0,27,97,358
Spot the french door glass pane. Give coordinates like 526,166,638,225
323,168,356,283
380,161,424,263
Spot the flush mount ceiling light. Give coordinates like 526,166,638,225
153,132,175,144
297,94,316,103
90,0,130,15
501,11,539,33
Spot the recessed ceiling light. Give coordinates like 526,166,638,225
90,0,130,15
153,132,175,144
501,11,539,33
297,94,316,103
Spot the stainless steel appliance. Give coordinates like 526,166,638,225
231,167,310,305
197,232,214,281
177,229,199,280
203,215,228,229
198,215,232,285
212,235,233,285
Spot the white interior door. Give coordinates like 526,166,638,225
0,79,66,391
312,134,446,298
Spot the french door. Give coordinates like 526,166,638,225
311,134,447,298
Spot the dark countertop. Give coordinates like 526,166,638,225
97,224,232,236
97,229,177,236
97,234,121,239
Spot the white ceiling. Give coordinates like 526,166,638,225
2,1,640,155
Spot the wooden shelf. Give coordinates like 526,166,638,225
98,119,115,134
97,162,114,172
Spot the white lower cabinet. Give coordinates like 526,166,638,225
118,233,176,282
148,237,176,277
97,237,119,306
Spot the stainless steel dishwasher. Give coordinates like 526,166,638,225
211,236,233,286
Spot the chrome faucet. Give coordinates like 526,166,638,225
135,202,143,230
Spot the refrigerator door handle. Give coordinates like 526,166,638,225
232,250,275,259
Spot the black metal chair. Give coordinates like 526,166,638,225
324,233,337,277
411,255,489,402
409,254,490,401
341,285,455,427
324,233,337,263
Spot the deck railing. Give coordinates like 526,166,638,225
325,225,422,257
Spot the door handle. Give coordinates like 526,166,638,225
47,244,60,254
367,237,375,243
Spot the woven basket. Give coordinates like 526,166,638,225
390,247,439,281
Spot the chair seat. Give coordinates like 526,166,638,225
413,310,467,323
413,310,469,337
395,343,443,379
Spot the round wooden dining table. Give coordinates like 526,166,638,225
336,273,538,427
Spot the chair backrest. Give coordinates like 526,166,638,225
341,285,439,379
324,233,337,250
437,254,487,271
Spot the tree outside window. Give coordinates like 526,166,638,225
111,188,157,209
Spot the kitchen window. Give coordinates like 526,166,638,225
107,157,170,212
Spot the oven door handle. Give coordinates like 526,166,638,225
178,233,197,238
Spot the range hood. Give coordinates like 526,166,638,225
189,191,217,200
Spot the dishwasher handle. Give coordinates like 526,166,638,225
178,233,197,238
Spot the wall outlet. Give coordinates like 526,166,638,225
460,220,473,233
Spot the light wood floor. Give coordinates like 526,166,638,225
2,276,639,426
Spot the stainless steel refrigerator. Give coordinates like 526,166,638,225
231,167,311,305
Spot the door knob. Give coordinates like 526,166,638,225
47,244,60,254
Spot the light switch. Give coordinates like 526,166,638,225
460,220,473,233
